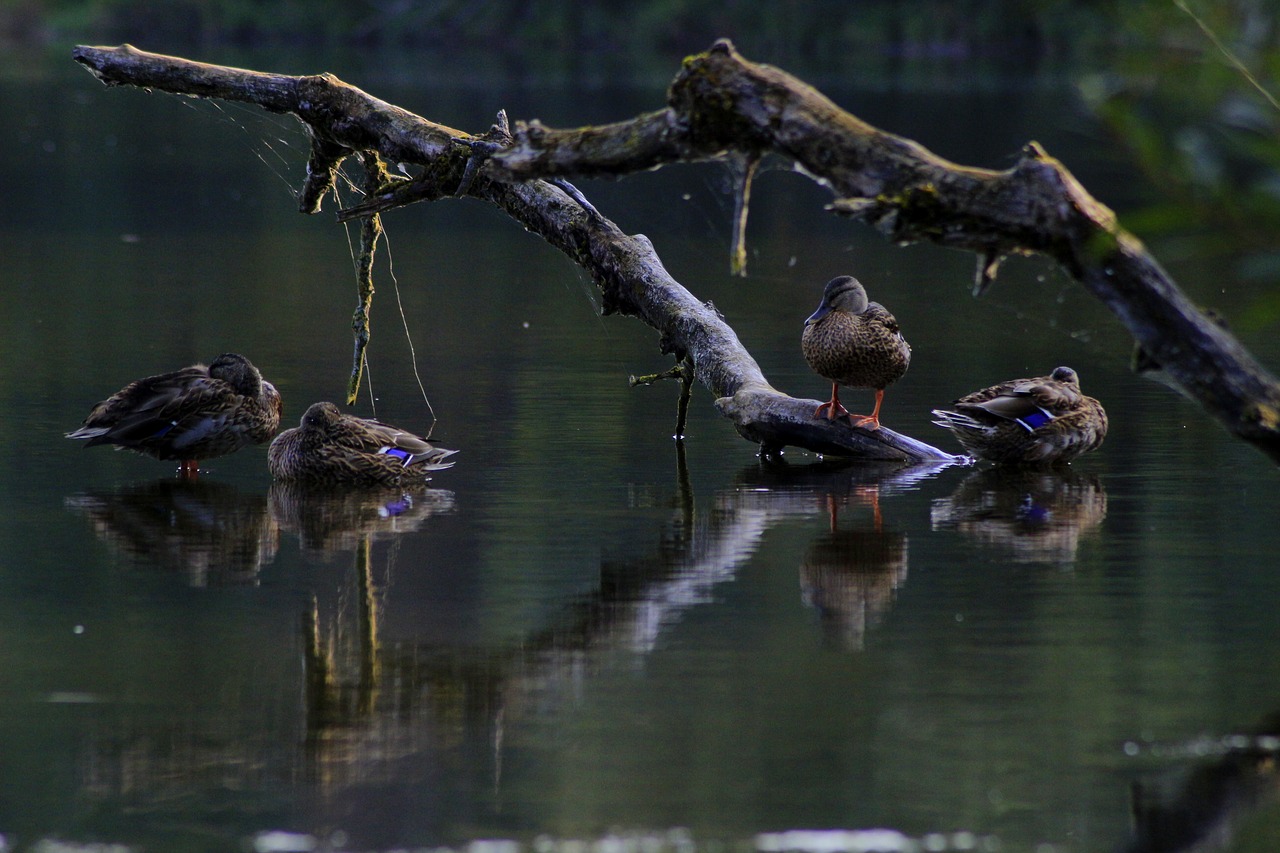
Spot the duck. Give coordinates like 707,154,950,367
268,401,458,486
67,353,282,477
801,275,911,430
930,366,1107,465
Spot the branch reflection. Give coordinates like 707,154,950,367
295,453,941,789
72,454,947,817
929,467,1107,564
65,479,278,586
1126,710,1280,853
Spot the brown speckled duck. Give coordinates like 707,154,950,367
268,402,458,486
801,275,911,429
67,353,282,478
930,366,1107,466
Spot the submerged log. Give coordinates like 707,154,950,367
72,40,1280,462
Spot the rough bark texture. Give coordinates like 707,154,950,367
72,40,1280,463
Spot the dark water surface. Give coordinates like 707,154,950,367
3,43,1280,853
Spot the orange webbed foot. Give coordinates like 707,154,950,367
813,400,852,421
845,413,882,430
842,389,888,431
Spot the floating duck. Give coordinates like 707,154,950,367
268,401,457,486
931,366,1107,465
67,353,281,477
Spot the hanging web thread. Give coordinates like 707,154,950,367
334,162,436,426
179,99,439,425
180,98,305,197
381,229,437,424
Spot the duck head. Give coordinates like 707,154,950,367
805,276,869,325
208,353,264,397
301,401,343,432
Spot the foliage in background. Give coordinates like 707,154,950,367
0,0,1209,68
7,0,1278,334
1079,0,1280,332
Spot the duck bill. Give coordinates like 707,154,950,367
804,303,831,325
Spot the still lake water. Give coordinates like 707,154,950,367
3,42,1280,853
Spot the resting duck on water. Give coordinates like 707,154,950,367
931,366,1107,466
67,353,282,477
268,401,457,486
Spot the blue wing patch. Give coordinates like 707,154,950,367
378,446,413,466
1015,408,1054,431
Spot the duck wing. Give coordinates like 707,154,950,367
338,417,459,470
864,302,902,335
956,376,1080,431
69,367,219,447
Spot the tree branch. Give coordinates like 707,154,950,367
487,39,1280,462
83,41,1279,463
72,41,960,464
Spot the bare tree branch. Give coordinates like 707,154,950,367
75,39,1279,463
72,42,959,464
487,39,1280,463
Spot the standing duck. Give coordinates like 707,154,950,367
801,275,911,429
67,353,282,477
268,402,458,486
930,366,1107,465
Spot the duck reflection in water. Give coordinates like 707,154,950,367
806,465,910,651
67,452,933,809
272,480,456,775
930,467,1107,565
801,523,909,651
268,480,455,555
744,460,922,651
65,479,277,586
